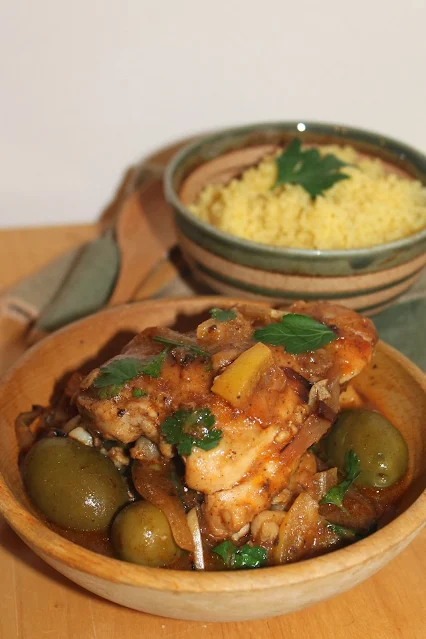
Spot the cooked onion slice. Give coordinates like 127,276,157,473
132,460,194,552
15,406,45,453
62,414,82,433
280,415,331,467
68,426,93,446
187,507,205,570
309,468,338,501
131,436,160,462
273,492,321,564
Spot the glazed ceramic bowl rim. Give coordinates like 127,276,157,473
0,298,426,595
164,121,426,260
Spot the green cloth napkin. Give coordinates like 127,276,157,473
6,247,82,316
35,229,119,332
373,297,426,371
3,228,120,334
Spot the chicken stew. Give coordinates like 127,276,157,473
18,302,408,570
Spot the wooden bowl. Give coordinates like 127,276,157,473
164,122,426,315
0,297,425,622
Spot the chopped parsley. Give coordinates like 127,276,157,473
168,468,187,505
152,336,211,359
209,307,237,322
253,313,337,354
326,520,377,539
98,384,123,399
94,358,142,388
320,450,360,511
137,349,169,377
160,408,222,456
93,349,168,397
273,138,351,197
212,540,267,569
326,522,358,538
132,388,148,398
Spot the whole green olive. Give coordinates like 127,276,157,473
111,501,181,567
325,409,408,488
24,437,129,531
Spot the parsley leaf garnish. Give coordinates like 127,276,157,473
132,388,148,398
98,384,123,399
93,349,168,394
326,522,358,538
138,349,169,377
326,520,377,539
212,540,267,569
253,313,337,354
209,307,237,322
168,468,187,506
160,408,222,456
153,336,211,359
320,450,360,511
94,358,142,388
273,139,351,197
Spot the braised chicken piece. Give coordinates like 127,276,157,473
75,302,378,542
77,327,200,446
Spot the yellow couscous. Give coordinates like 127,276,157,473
189,145,426,250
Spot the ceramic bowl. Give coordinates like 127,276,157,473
0,297,426,622
164,122,426,314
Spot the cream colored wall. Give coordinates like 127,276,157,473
0,0,425,227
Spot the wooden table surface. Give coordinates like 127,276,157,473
0,225,425,639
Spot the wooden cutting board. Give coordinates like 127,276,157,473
0,223,425,639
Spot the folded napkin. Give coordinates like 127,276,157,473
35,228,119,332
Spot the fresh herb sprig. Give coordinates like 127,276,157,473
160,408,222,456
253,313,337,354
273,139,350,197
94,334,211,399
98,384,123,399
132,388,148,398
137,349,169,377
94,358,143,388
326,522,359,538
209,307,237,322
153,336,211,359
212,540,267,569
93,349,168,397
320,450,360,511
326,520,377,539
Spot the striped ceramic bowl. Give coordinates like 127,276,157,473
164,122,426,315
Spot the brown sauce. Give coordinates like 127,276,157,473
49,523,115,557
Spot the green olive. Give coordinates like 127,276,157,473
24,437,129,531
325,409,408,488
111,501,181,567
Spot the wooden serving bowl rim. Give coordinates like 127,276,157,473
1,297,426,595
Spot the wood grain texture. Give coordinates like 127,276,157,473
109,180,175,306
0,225,98,291
0,226,426,637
